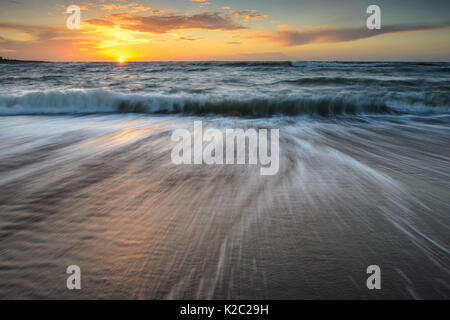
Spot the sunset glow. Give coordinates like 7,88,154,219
0,1,449,61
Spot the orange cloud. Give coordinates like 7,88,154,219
100,2,150,13
108,12,246,34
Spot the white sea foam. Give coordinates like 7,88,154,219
0,89,448,116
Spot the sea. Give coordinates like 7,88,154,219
0,61,448,299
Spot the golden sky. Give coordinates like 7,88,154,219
0,0,449,61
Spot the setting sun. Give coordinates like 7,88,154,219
118,56,125,64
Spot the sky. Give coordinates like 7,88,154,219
0,0,449,61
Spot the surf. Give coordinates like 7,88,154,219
0,89,448,117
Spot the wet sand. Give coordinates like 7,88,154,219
0,115,448,299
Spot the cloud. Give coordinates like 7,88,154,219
176,36,199,41
100,2,150,13
191,0,210,3
191,0,211,4
113,12,246,34
0,23,83,41
252,24,449,46
232,10,267,20
0,21,147,58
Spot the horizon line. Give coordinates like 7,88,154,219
1,58,449,63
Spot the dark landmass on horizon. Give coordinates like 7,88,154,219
0,57,47,64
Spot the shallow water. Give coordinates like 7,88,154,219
0,114,448,299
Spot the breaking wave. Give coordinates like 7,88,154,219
0,89,449,117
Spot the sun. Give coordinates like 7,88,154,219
118,56,125,64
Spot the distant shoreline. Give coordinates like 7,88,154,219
0,58,47,64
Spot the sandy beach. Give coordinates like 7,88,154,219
0,113,448,299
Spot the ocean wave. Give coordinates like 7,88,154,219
281,77,429,87
290,61,447,67
212,61,294,68
0,89,448,117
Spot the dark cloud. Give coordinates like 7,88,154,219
254,24,449,46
